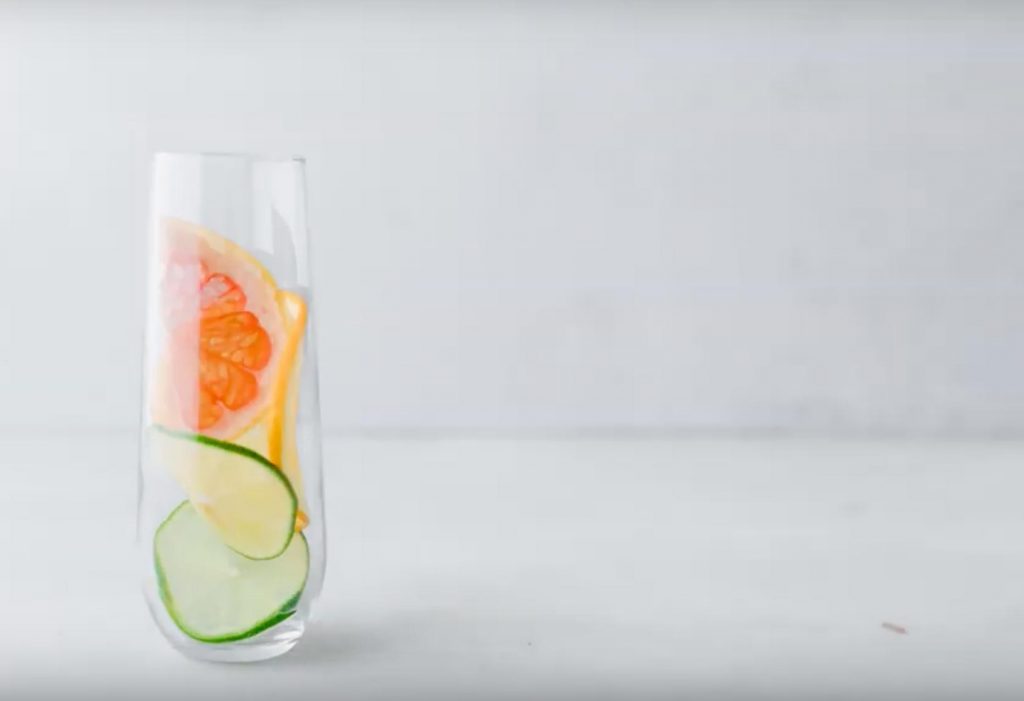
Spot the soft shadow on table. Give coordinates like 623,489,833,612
268,620,389,668
267,611,447,668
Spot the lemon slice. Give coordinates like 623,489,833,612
150,426,297,560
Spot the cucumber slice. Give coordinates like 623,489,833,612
149,426,297,560
155,501,309,643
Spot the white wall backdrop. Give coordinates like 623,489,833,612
1,1,1023,434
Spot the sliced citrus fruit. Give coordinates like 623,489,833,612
235,289,310,530
270,291,308,525
149,426,297,560
150,218,287,441
155,501,309,643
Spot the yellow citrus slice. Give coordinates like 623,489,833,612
149,427,298,560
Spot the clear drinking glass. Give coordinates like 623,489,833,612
138,153,325,662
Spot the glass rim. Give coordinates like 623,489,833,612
153,151,306,164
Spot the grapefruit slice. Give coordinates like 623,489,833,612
151,218,287,441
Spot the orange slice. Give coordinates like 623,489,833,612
235,290,309,530
276,291,309,531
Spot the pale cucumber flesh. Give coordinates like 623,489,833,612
155,501,309,643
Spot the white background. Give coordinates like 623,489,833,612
5,5,1024,698
2,1,1023,435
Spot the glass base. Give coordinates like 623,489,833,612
144,572,318,664
167,622,305,663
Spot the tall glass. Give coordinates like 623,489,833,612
138,153,325,662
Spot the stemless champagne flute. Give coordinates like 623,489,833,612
138,153,325,662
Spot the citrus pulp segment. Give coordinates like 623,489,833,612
151,217,287,441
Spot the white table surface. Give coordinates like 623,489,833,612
3,433,1023,700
